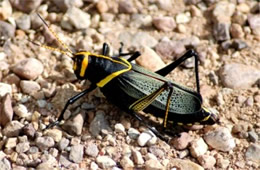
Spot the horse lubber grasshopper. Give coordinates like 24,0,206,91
35,14,218,141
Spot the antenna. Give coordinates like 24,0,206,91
30,13,73,57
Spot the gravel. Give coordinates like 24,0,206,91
0,1,259,169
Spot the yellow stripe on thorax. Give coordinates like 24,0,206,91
80,56,88,77
97,57,132,87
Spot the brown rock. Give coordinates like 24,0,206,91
0,94,13,127
153,16,176,32
171,132,192,150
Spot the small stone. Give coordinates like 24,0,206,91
145,159,164,170
237,95,247,104
132,149,144,165
216,157,230,169
21,123,36,139
16,14,31,30
119,1,135,14
213,1,235,22
0,21,15,39
16,142,30,153
157,0,172,11
0,94,13,127
5,137,17,148
136,46,166,72
96,0,108,13
85,143,99,157
35,136,55,151
89,111,111,137
61,7,91,30
155,40,186,60
37,100,47,108
12,58,43,80
231,39,248,50
20,80,41,95
148,146,164,159
96,156,116,169
114,123,125,134
14,104,30,118
90,161,99,170
190,5,202,17
232,123,248,134
137,131,153,147
204,127,236,152
0,158,11,170
44,129,62,142
171,132,192,150
120,156,134,169
62,111,85,135
230,23,244,38
59,154,72,168
11,0,42,13
69,144,84,163
3,120,24,137
0,0,12,20
0,83,12,98
248,131,258,143
58,138,70,151
236,3,250,13
248,14,260,36
30,12,43,29
232,11,247,25
245,144,260,163
176,12,191,24
245,96,254,107
52,0,83,12
127,128,140,139
189,138,208,158
197,155,216,169
153,16,176,32
3,73,20,86
130,14,152,28
167,159,203,170
219,63,260,89
213,22,230,41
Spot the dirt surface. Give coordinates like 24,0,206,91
0,0,259,169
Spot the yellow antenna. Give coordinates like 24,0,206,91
33,13,73,57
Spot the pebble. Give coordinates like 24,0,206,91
245,144,260,164
127,128,140,139
197,155,216,169
114,123,125,134
171,132,192,150
118,1,135,14
136,46,166,72
231,39,248,50
232,12,247,26
21,123,36,139
212,1,235,22
204,127,236,152
245,96,254,107
62,7,90,30
20,80,41,95
89,110,111,137
130,14,152,28
248,14,260,35
0,158,11,170
155,40,186,59
59,154,72,168
0,21,15,39
137,131,154,147
15,14,31,30
5,137,17,149
175,12,191,24
213,22,230,41
248,131,258,143
219,63,260,89
0,94,13,127
13,104,30,118
3,120,24,137
96,156,116,169
3,73,20,86
16,142,30,153
44,129,62,142
230,23,244,38
120,156,134,169
132,149,144,165
0,0,12,20
96,0,108,13
189,138,208,158
52,0,83,12
119,31,157,48
62,111,85,135
167,159,203,170
85,143,99,157
216,157,230,169
35,136,55,151
152,16,176,32
157,0,172,11
145,159,164,170
58,138,70,151
11,0,42,13
148,146,164,158
0,83,12,98
69,144,84,163
12,58,43,80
